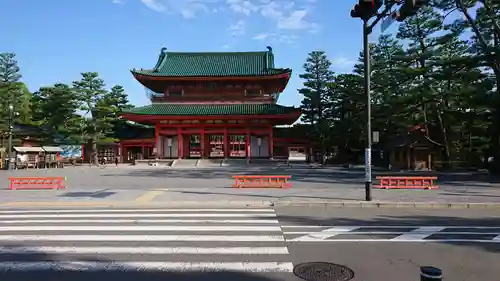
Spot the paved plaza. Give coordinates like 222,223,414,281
0,165,499,206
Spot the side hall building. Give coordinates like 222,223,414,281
119,47,305,161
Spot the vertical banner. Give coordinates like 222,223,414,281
365,148,372,182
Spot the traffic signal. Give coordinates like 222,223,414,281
392,0,427,22
350,0,383,21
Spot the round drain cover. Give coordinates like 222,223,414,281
293,262,354,281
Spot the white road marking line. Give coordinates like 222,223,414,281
391,227,445,241
0,213,277,218
0,208,275,214
0,235,286,242
285,239,500,243
0,261,294,272
288,227,359,242
493,235,500,241
0,219,280,224
0,225,282,232
284,231,500,235
281,225,500,229
0,246,290,255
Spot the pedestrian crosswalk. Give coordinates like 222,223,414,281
282,225,500,243
0,208,293,274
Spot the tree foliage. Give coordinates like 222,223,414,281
297,1,500,171
0,55,133,164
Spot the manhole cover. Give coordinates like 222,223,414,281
293,262,354,281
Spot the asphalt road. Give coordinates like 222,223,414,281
0,206,499,281
276,207,500,281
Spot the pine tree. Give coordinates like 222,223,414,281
72,72,112,165
31,83,80,143
298,51,335,162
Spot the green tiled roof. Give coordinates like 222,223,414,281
123,104,299,116
131,47,291,77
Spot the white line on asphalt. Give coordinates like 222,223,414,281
288,227,359,242
0,235,286,242
286,239,500,243
280,225,500,229
0,225,283,232
493,235,500,241
0,261,295,272
391,227,445,241
0,219,281,224
0,213,277,218
0,246,290,255
0,209,275,214
284,231,500,235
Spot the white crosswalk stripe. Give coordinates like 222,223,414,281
0,208,293,273
282,225,500,243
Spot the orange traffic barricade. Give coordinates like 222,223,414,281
375,176,438,189
232,175,292,188
8,177,66,190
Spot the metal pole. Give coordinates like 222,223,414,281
8,104,13,170
363,20,372,201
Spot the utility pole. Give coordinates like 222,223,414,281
350,0,427,201
363,19,372,201
7,104,13,170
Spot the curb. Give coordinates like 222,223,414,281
1,200,500,209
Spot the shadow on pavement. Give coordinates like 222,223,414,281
0,244,293,281
98,166,500,187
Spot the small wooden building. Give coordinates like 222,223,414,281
385,125,444,171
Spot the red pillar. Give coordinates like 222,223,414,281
223,127,228,159
200,127,205,159
155,124,160,158
177,127,182,159
269,125,274,159
119,142,124,163
246,127,251,161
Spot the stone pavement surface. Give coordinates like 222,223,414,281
0,165,499,206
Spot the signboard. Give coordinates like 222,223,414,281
288,147,306,162
167,138,173,147
373,131,380,143
257,138,262,146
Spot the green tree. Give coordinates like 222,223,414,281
31,83,81,143
102,85,134,137
298,51,335,162
328,73,364,163
72,72,113,165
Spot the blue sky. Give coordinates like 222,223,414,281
1,0,399,107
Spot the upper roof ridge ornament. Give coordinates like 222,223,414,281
266,46,272,53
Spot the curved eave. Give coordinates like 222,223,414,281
120,110,301,124
130,69,292,82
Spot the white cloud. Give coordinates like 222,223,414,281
112,0,123,4
231,0,319,32
140,0,215,18
253,33,271,40
141,0,166,12
137,0,319,33
277,10,320,32
229,20,245,36
251,32,298,44
331,56,356,71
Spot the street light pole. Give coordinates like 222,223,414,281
363,20,372,201
8,104,13,170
